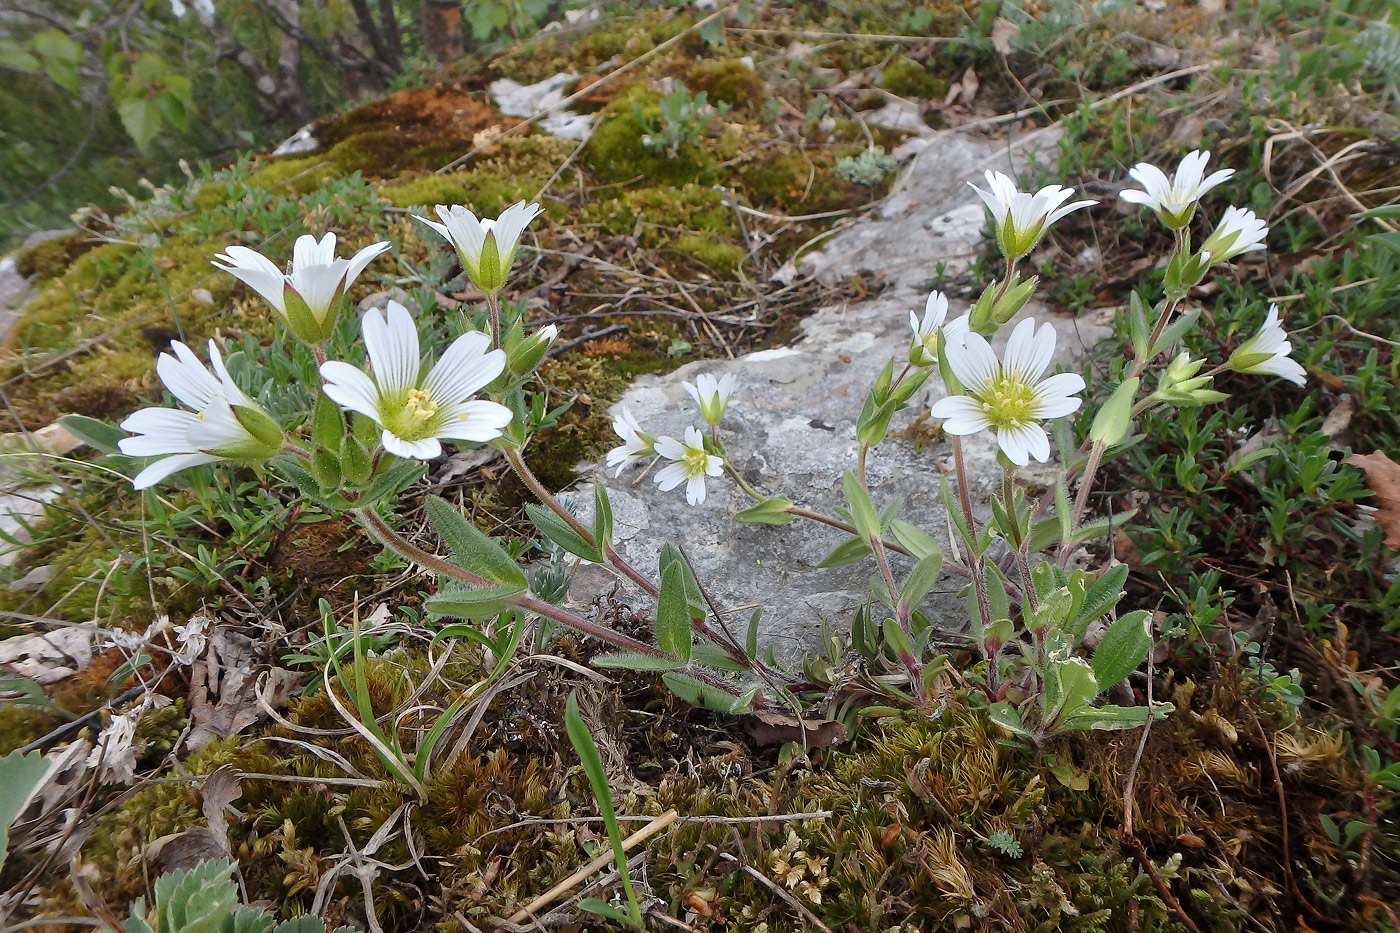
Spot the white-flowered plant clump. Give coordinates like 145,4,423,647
106,148,1307,735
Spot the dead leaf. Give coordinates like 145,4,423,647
1347,451,1400,549
186,627,301,751
146,828,227,874
200,765,243,852
0,627,92,685
990,18,1019,55
747,712,848,748
944,67,979,107
1320,395,1355,440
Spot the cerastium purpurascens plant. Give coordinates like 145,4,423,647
105,154,1304,753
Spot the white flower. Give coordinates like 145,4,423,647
909,292,972,365
1228,304,1305,385
102,627,147,652
653,426,724,505
1200,206,1268,263
213,233,389,343
1119,150,1233,228
683,372,735,425
172,616,211,666
605,405,655,476
968,170,1097,260
118,340,283,489
929,318,1085,466
320,300,513,460
415,201,544,295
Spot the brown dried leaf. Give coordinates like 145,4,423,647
990,18,1019,55
186,627,301,751
1347,451,1400,549
747,712,848,748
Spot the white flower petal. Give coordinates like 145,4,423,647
685,474,707,505
211,246,287,313
364,301,422,396
929,395,990,435
382,430,441,460
946,330,999,396
341,240,391,289
157,341,224,411
423,330,503,401
131,452,222,489
654,461,688,491
320,361,382,421
434,399,513,442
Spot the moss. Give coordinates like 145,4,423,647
242,155,338,194
0,705,58,754
13,231,96,280
736,148,867,214
583,87,717,186
686,59,765,112
190,181,231,212
378,174,473,209
494,10,695,83
879,56,948,100
672,234,745,273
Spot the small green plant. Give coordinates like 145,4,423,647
123,858,354,933
835,148,896,187
634,87,727,157
564,691,644,930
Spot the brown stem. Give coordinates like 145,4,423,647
485,292,502,349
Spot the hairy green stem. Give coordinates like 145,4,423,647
953,437,998,691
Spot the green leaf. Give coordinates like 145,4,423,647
1045,658,1099,729
735,496,795,525
745,607,761,659
1151,308,1201,357
526,504,603,563
662,672,756,714
1064,702,1168,731
987,702,1033,739
577,899,636,925
360,457,426,503
815,535,871,568
1067,564,1128,638
881,617,911,662
592,652,686,671
0,44,39,73
225,907,277,933
655,562,693,664
842,470,881,542
898,553,943,614
312,392,345,450
888,519,939,561
1091,610,1152,688
117,98,161,151
59,414,127,455
593,483,614,547
270,917,330,933
146,859,239,933
0,750,56,869
425,497,527,588
425,583,524,619
0,675,61,713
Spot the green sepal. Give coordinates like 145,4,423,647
889,367,931,405
312,391,346,450
1090,377,1139,446
310,448,341,491
735,496,795,525
474,234,505,294
281,287,324,346
856,397,899,447
1091,610,1152,688
339,436,372,485
426,583,525,619
424,496,527,588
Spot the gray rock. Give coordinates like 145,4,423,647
563,129,1106,665
490,73,594,142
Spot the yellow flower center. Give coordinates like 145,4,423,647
978,375,1036,432
405,388,438,422
682,444,710,475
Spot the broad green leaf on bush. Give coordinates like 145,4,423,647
424,497,526,588
118,98,162,151
59,414,127,455
1091,610,1153,688
0,750,56,869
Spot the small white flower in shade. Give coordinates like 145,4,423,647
929,318,1085,466
102,627,147,652
1119,150,1234,228
320,300,513,460
653,426,724,505
968,170,1097,260
1228,304,1305,385
415,201,544,295
908,292,972,366
1200,206,1268,263
213,233,389,343
683,372,736,425
605,405,655,476
118,341,283,489
172,615,211,666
